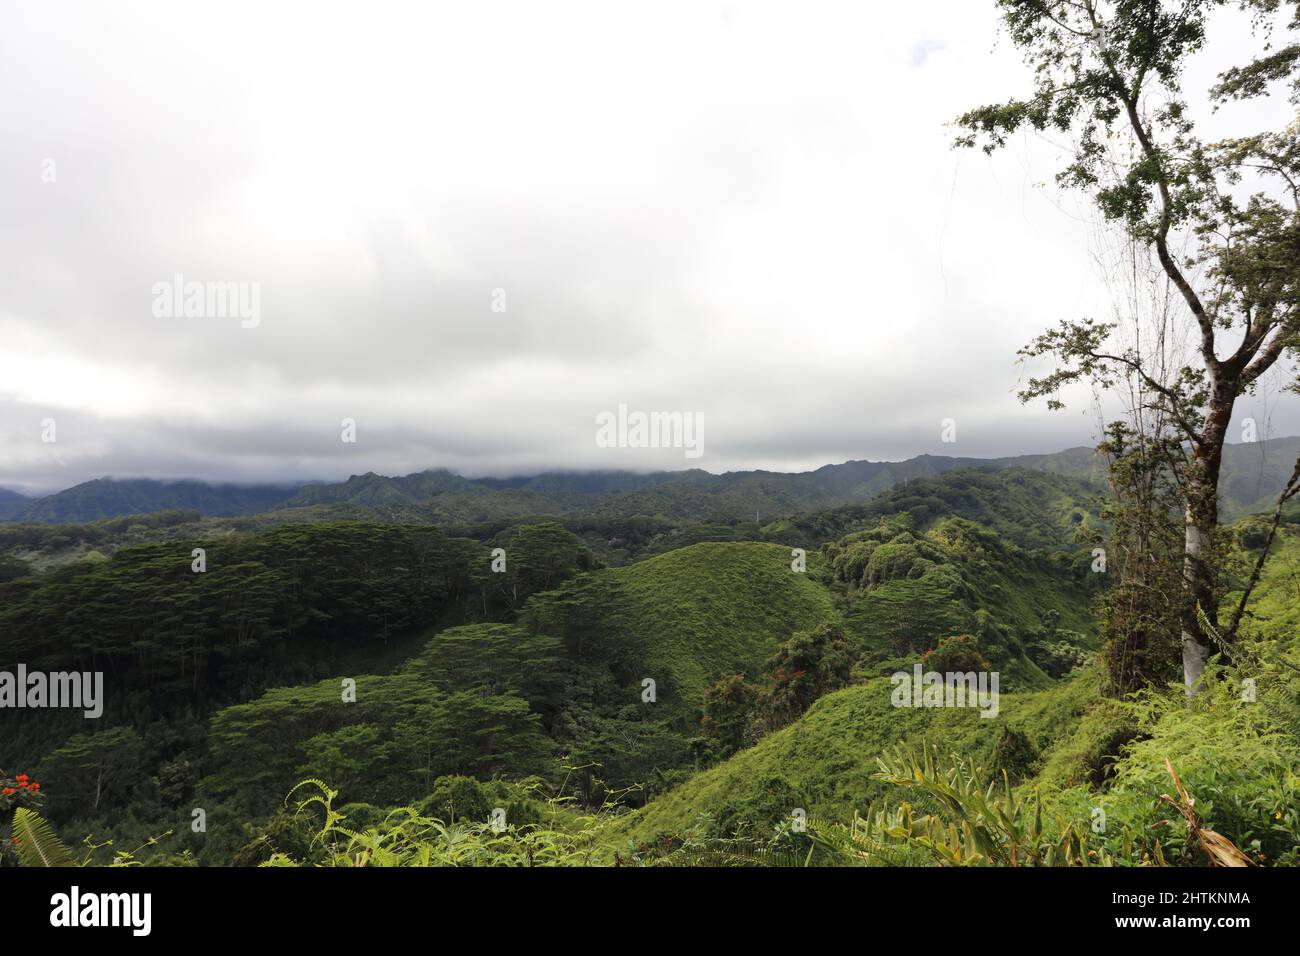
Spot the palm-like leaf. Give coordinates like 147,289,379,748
11,807,75,867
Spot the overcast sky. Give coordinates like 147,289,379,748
2,1,1297,494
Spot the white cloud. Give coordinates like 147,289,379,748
0,0,1295,493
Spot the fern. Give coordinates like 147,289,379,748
806,811,925,867
272,777,609,867
11,808,75,867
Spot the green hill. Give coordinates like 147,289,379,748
1217,437,1300,520
609,671,1097,845
1224,522,1300,656
11,467,1298,868
774,468,1102,553
524,541,840,708
823,515,1097,688
607,519,1300,859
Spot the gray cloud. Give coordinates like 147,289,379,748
1,0,1296,495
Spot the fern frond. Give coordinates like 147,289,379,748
11,808,75,867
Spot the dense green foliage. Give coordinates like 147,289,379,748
2,462,1297,868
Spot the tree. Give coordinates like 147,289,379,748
700,673,760,758
0,555,31,584
408,624,564,708
1094,421,1185,692
957,0,1300,693
696,623,858,750
391,692,552,788
758,623,855,727
299,724,386,802
36,727,147,819
492,521,592,609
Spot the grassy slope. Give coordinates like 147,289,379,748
194,540,839,787
614,542,839,698
609,671,1097,845
610,526,1300,855
531,541,841,706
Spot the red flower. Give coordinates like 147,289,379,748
15,775,28,783
27,783,39,791
2,788,15,796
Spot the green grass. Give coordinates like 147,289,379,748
607,670,1098,846
526,541,841,707
603,522,1300,864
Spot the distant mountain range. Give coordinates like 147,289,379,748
0,478,300,524
2,436,1297,525
0,488,29,521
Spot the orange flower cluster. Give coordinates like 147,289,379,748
2,773,40,797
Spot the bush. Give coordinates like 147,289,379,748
991,727,1040,782
1096,680,1300,866
923,635,990,674
416,776,494,825
1037,699,1142,790
713,775,806,841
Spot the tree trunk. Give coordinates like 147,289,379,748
1181,404,1230,696
1180,499,1214,694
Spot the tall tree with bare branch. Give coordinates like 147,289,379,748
956,0,1300,694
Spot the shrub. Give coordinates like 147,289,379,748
991,727,1040,783
1037,698,1142,790
416,776,494,825
923,634,991,674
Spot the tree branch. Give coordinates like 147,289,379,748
1224,452,1300,641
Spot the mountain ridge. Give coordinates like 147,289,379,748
5,437,1297,525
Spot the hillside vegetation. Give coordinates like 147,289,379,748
2,468,1297,868
524,541,840,707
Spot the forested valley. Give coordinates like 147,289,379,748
3,460,1298,867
